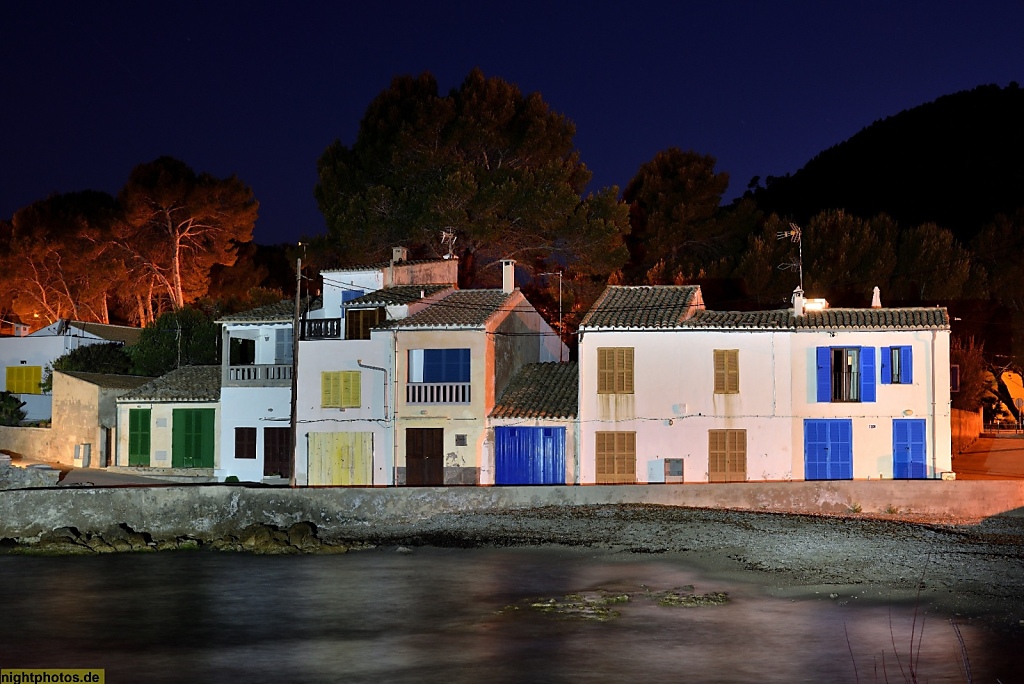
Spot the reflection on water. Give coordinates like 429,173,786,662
0,547,1019,683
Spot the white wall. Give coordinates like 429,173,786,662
315,270,385,319
218,386,292,481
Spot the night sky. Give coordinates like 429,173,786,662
3,2,1023,247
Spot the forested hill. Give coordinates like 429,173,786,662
749,83,1024,242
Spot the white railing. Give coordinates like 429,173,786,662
227,364,293,385
406,382,471,404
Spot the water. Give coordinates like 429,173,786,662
0,547,1019,683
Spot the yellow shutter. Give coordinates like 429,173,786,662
598,348,613,393
321,372,340,407
6,366,42,394
341,371,361,408
597,348,633,394
595,431,636,483
728,429,746,478
309,431,373,485
714,351,726,393
714,351,739,394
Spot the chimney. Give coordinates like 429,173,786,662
871,286,881,308
392,246,408,264
501,259,516,293
792,287,805,316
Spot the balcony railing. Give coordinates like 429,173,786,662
226,364,293,387
406,382,471,405
302,318,342,340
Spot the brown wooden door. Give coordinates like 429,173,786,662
264,427,293,478
406,428,444,485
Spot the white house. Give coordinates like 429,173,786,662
293,249,460,486
1,320,141,421
577,285,951,484
115,365,221,479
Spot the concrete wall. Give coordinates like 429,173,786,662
0,425,53,461
0,480,1021,542
952,407,984,454
50,373,101,466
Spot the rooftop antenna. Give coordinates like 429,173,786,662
440,229,457,260
775,223,804,292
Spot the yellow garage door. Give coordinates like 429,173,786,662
308,432,373,486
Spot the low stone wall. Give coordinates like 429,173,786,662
952,407,984,454
0,425,53,462
1,480,1022,543
0,456,60,490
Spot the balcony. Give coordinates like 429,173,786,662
226,364,293,387
302,318,342,340
406,382,471,405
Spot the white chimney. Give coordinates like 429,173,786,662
792,287,805,316
871,286,881,308
501,259,516,293
392,246,408,264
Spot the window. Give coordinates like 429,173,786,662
950,364,960,393
708,429,747,482
881,346,913,385
229,337,255,365
408,349,470,383
816,346,875,403
346,308,385,340
275,328,293,364
713,349,739,394
6,366,42,394
322,371,361,408
235,427,257,459
597,348,634,394
595,431,636,483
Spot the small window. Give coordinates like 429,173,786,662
597,348,634,394
408,349,471,383
950,364,960,393
5,366,42,395
455,434,468,446
881,346,913,385
713,349,739,394
816,346,875,403
595,431,636,483
274,328,293,364
322,371,361,408
229,337,256,365
235,427,257,459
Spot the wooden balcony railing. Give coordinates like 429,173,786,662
406,382,471,405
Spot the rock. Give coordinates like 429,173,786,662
287,522,321,551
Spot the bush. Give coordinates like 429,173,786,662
0,392,26,426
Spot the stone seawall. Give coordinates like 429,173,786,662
1,480,1022,544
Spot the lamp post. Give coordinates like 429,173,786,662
539,271,563,362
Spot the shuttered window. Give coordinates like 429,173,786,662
321,371,361,408
595,431,636,483
274,328,293,364
815,346,875,403
597,348,634,394
713,349,739,394
6,366,42,394
345,308,385,340
128,408,151,466
235,427,257,459
708,429,747,482
880,346,913,385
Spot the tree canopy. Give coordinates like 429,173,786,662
313,69,629,288
127,308,220,377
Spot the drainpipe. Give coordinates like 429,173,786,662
931,329,939,477
358,358,389,488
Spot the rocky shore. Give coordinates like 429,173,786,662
6,503,1023,628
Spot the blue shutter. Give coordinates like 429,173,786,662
816,347,831,402
880,347,891,384
833,420,853,479
900,346,913,384
893,419,926,478
442,348,470,382
423,349,443,382
458,348,470,382
860,346,876,402
495,426,565,485
341,289,363,302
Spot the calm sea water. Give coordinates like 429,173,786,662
0,547,1019,683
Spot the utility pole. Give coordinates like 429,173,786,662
289,257,301,488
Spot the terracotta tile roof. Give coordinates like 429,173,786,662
682,308,950,330
382,289,514,329
59,371,153,390
68,321,143,346
217,299,320,324
344,284,453,307
117,365,221,402
580,286,701,329
491,362,578,419
321,258,452,273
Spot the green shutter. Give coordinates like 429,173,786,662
172,408,216,468
128,409,151,466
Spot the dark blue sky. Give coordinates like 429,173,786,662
3,2,1022,246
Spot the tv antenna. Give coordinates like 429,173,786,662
775,223,803,291
440,229,457,260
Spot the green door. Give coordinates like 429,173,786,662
172,408,215,468
128,409,151,466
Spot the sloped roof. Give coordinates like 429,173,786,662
321,258,452,273
580,286,701,329
217,298,321,324
117,365,221,402
68,321,143,346
681,308,949,330
491,362,578,419
59,371,153,390
345,284,453,307
382,289,514,329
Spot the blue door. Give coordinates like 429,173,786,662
804,419,853,480
893,419,927,479
495,427,565,485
